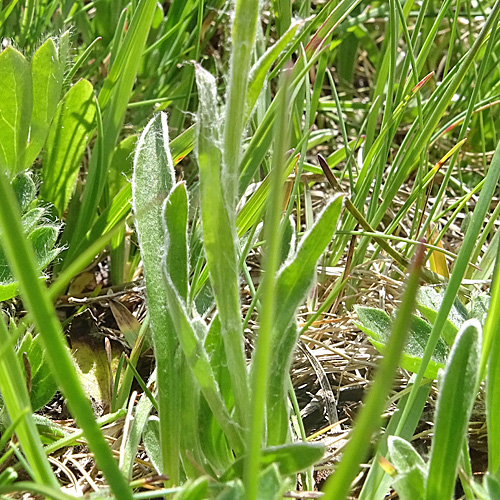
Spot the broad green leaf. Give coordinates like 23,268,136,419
221,442,324,481
215,480,245,500
355,306,447,379
484,474,500,499
388,436,426,475
25,38,64,167
426,320,481,500
387,436,426,500
0,282,17,301
41,79,97,216
132,112,179,480
0,47,32,176
417,287,465,345
17,333,57,412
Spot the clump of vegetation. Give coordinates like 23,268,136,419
1,1,500,499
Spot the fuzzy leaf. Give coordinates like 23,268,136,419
417,287,466,345
132,111,180,480
387,436,426,500
355,306,448,379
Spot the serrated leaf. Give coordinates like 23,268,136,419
0,47,32,176
355,306,447,379
41,79,97,216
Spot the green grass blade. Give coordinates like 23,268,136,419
485,257,500,476
425,320,481,500
66,0,158,257
272,0,291,37
322,245,426,500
